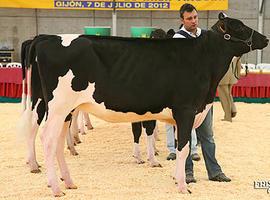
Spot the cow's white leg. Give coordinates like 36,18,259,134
78,111,86,135
22,99,42,173
41,116,66,197
27,118,40,173
146,135,162,167
70,111,81,144
66,126,78,156
152,134,159,156
153,125,160,141
175,143,189,193
57,121,77,190
133,143,145,164
83,112,93,130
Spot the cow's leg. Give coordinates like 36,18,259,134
26,100,45,173
41,116,66,197
57,121,77,190
78,111,86,135
150,121,160,154
173,108,195,194
153,123,160,141
131,122,145,164
65,114,78,156
143,121,162,167
66,128,78,156
70,111,81,144
27,119,41,173
83,112,94,130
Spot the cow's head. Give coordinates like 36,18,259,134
211,12,269,55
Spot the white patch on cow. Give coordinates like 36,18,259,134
78,102,174,124
58,34,80,47
175,143,189,193
47,70,96,119
133,143,144,164
78,102,212,127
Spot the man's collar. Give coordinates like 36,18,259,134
180,26,202,37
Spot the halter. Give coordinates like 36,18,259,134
212,27,254,52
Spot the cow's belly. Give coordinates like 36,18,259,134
77,102,175,124
77,102,212,127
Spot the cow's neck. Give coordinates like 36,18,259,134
200,31,235,106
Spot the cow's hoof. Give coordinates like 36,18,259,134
136,160,145,164
65,183,78,189
54,191,66,197
30,168,41,173
74,136,81,144
150,162,162,168
178,187,192,194
133,155,145,164
87,126,94,130
71,151,79,156
177,184,192,194
70,150,79,156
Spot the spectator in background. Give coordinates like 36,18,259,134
217,57,242,122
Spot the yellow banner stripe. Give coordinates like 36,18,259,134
0,0,228,11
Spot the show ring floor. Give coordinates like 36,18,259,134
0,102,269,199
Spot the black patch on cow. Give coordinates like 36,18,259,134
65,113,72,122
37,99,45,125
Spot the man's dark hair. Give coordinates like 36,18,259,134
179,3,197,19
150,29,167,39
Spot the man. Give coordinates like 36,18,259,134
172,3,231,184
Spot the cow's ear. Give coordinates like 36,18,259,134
218,12,228,20
219,22,226,33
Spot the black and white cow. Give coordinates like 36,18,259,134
19,13,268,196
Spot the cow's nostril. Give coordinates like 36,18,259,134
266,38,269,44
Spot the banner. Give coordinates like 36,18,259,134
0,0,228,11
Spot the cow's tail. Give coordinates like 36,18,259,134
17,68,32,141
17,101,33,142
17,38,38,141
17,74,32,142
20,40,32,112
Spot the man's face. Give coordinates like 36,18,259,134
181,10,198,32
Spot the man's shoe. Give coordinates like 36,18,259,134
191,153,201,161
166,153,176,160
186,174,197,184
209,173,231,182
